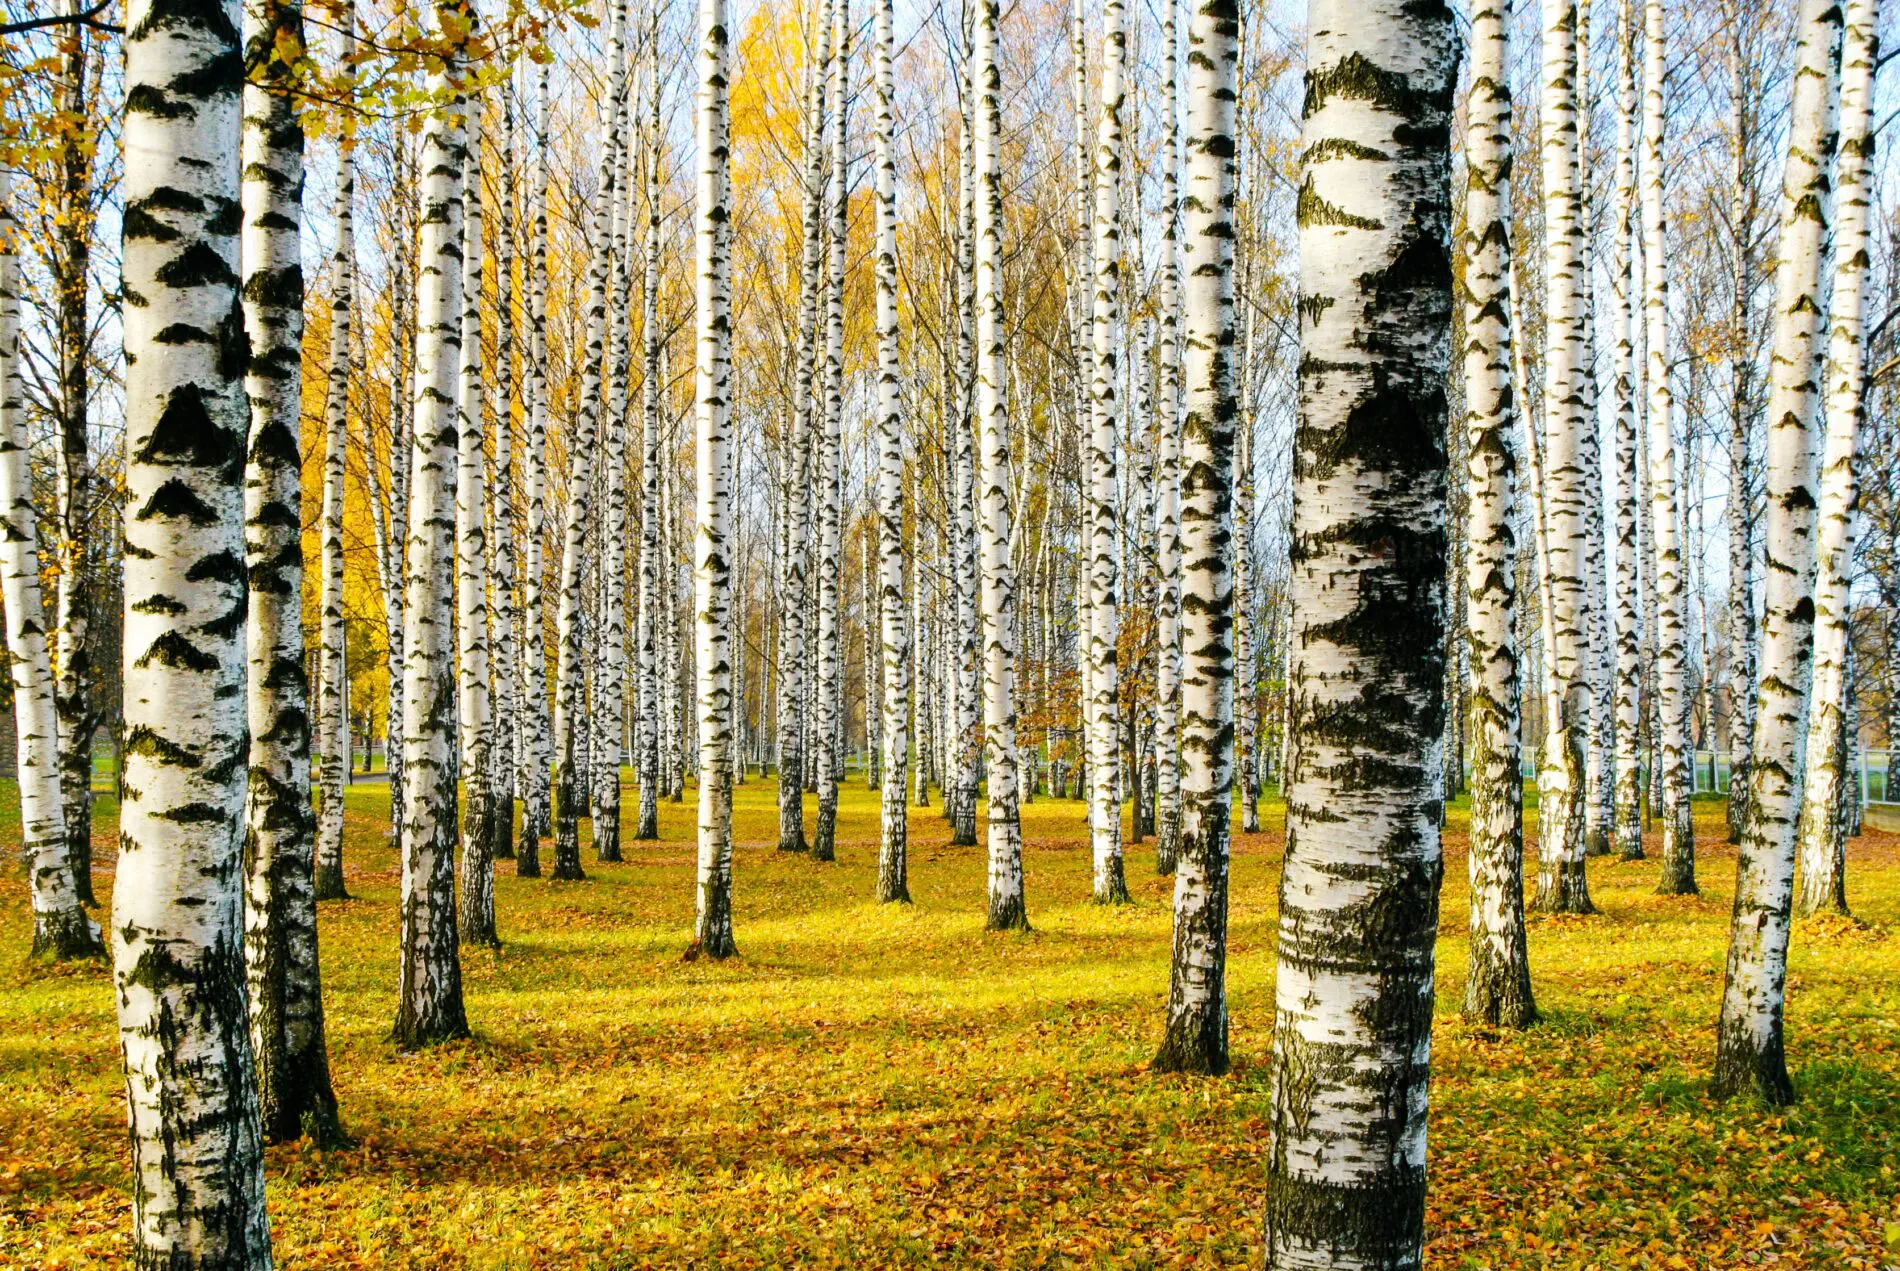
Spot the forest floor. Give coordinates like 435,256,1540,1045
2,775,1898,1268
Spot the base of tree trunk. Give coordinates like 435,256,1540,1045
30,910,104,962
683,934,737,961
262,1066,348,1150
1152,1016,1228,1076
1712,1031,1794,1106
1463,964,1537,1031
515,835,542,878
493,806,515,860
875,878,911,904
1093,865,1131,905
313,865,350,902
1154,813,1180,875
391,1005,470,1050
812,795,837,861
1655,851,1697,896
1584,828,1612,857
985,896,1030,932
1532,865,1595,914
594,818,623,863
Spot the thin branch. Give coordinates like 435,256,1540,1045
0,2,121,36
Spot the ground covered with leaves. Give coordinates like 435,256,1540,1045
2,774,1897,1268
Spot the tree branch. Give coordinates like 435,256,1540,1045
0,2,121,36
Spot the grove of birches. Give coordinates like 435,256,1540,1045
1,0,1898,1263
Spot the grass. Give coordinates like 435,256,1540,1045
2,773,1898,1268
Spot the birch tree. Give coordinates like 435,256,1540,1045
1263,3,1455,1263
871,0,910,903
1462,0,1535,1030
315,0,355,901
948,41,980,849
115,0,273,1251
1082,0,1130,906
240,0,343,1144
1610,0,1644,859
1795,0,1877,918
1644,0,1695,893
1151,0,1184,877
394,24,472,1047
1533,0,1594,914
690,0,739,959
519,64,555,869
637,8,665,843
1715,0,1844,1107
1152,0,1241,1076
490,83,519,864
0,171,99,962
456,110,498,947
973,0,1026,931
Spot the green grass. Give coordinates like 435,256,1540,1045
2,775,1897,1268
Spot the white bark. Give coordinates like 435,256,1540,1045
1152,0,1183,877
1716,0,1843,1106
811,0,849,862
0,172,97,961
1264,3,1455,1263
1610,0,1644,858
116,0,273,1252
1795,0,1877,918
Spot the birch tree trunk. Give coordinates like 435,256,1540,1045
690,0,739,959
1610,0,1644,859
1794,0,1877,918
1726,10,1763,846
551,2,630,882
1461,0,1535,1030
394,30,471,1048
637,9,665,843
1152,0,1184,877
1532,0,1595,915
1715,0,1843,1106
1085,0,1129,905
973,0,1026,931
0,172,98,961
810,0,850,863
315,0,355,900
518,64,555,868
871,0,910,903
490,83,519,863
116,0,273,1251
1263,3,1454,1262
240,0,344,1146
456,110,498,947
949,50,981,848
1644,0,1696,894
1152,0,1243,1076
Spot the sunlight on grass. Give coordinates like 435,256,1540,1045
2,776,1896,1267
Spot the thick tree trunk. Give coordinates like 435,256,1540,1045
1715,0,1843,1106
1263,4,1454,1265
1794,0,1876,919
394,26,472,1048
690,0,738,960
116,0,274,1252
240,0,344,1146
0,173,98,962
1461,0,1535,1031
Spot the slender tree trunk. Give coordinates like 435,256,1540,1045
871,0,909,903
394,23,472,1048
117,0,273,1251
810,0,850,862
315,0,355,901
1085,0,1129,905
54,31,97,908
1461,0,1535,1030
518,65,555,869
949,47,981,848
456,109,499,947
1263,5,1454,1264
1644,0,1696,895
490,83,519,864
636,6,665,843
240,0,344,1145
1714,0,1843,1106
1725,10,1762,846
0,172,99,961
689,0,738,959
1153,0,1244,1076
972,0,1026,931
1532,0,1595,915
1794,0,1876,919
1152,0,1184,876
594,50,634,865
1610,0,1645,860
